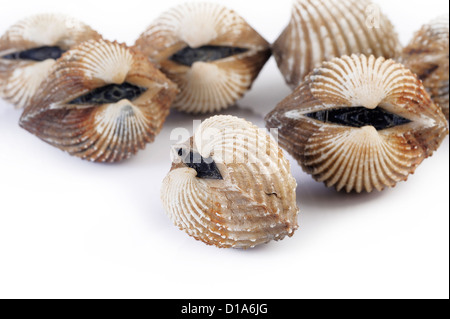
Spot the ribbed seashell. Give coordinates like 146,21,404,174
0,13,102,109
402,15,449,120
273,0,402,89
134,2,271,114
266,55,449,193
19,40,178,163
161,115,299,249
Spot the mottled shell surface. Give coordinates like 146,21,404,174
135,2,271,114
20,40,178,163
266,55,448,193
161,116,299,249
273,0,402,89
0,13,102,109
402,15,449,119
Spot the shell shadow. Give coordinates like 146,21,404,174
0,104,21,126
240,76,291,117
296,176,386,210
165,104,261,124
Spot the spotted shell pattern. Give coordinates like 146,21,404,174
20,40,178,163
273,0,402,89
0,13,102,109
402,15,449,120
266,55,448,193
161,116,299,249
135,2,271,114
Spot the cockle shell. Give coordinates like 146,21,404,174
161,115,299,249
266,54,448,193
273,0,402,89
0,13,102,109
20,40,178,163
402,15,449,120
134,2,271,114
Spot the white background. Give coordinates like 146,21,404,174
0,0,448,299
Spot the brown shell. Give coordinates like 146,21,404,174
134,2,271,114
266,54,448,193
19,40,178,163
273,0,402,89
161,116,299,249
402,15,449,119
0,13,102,108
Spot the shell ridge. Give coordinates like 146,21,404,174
273,0,402,87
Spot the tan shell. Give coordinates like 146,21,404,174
134,2,271,114
161,115,299,249
273,0,402,89
0,13,102,109
20,40,178,163
402,15,449,119
266,55,448,193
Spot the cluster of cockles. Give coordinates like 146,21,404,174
1,1,449,249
